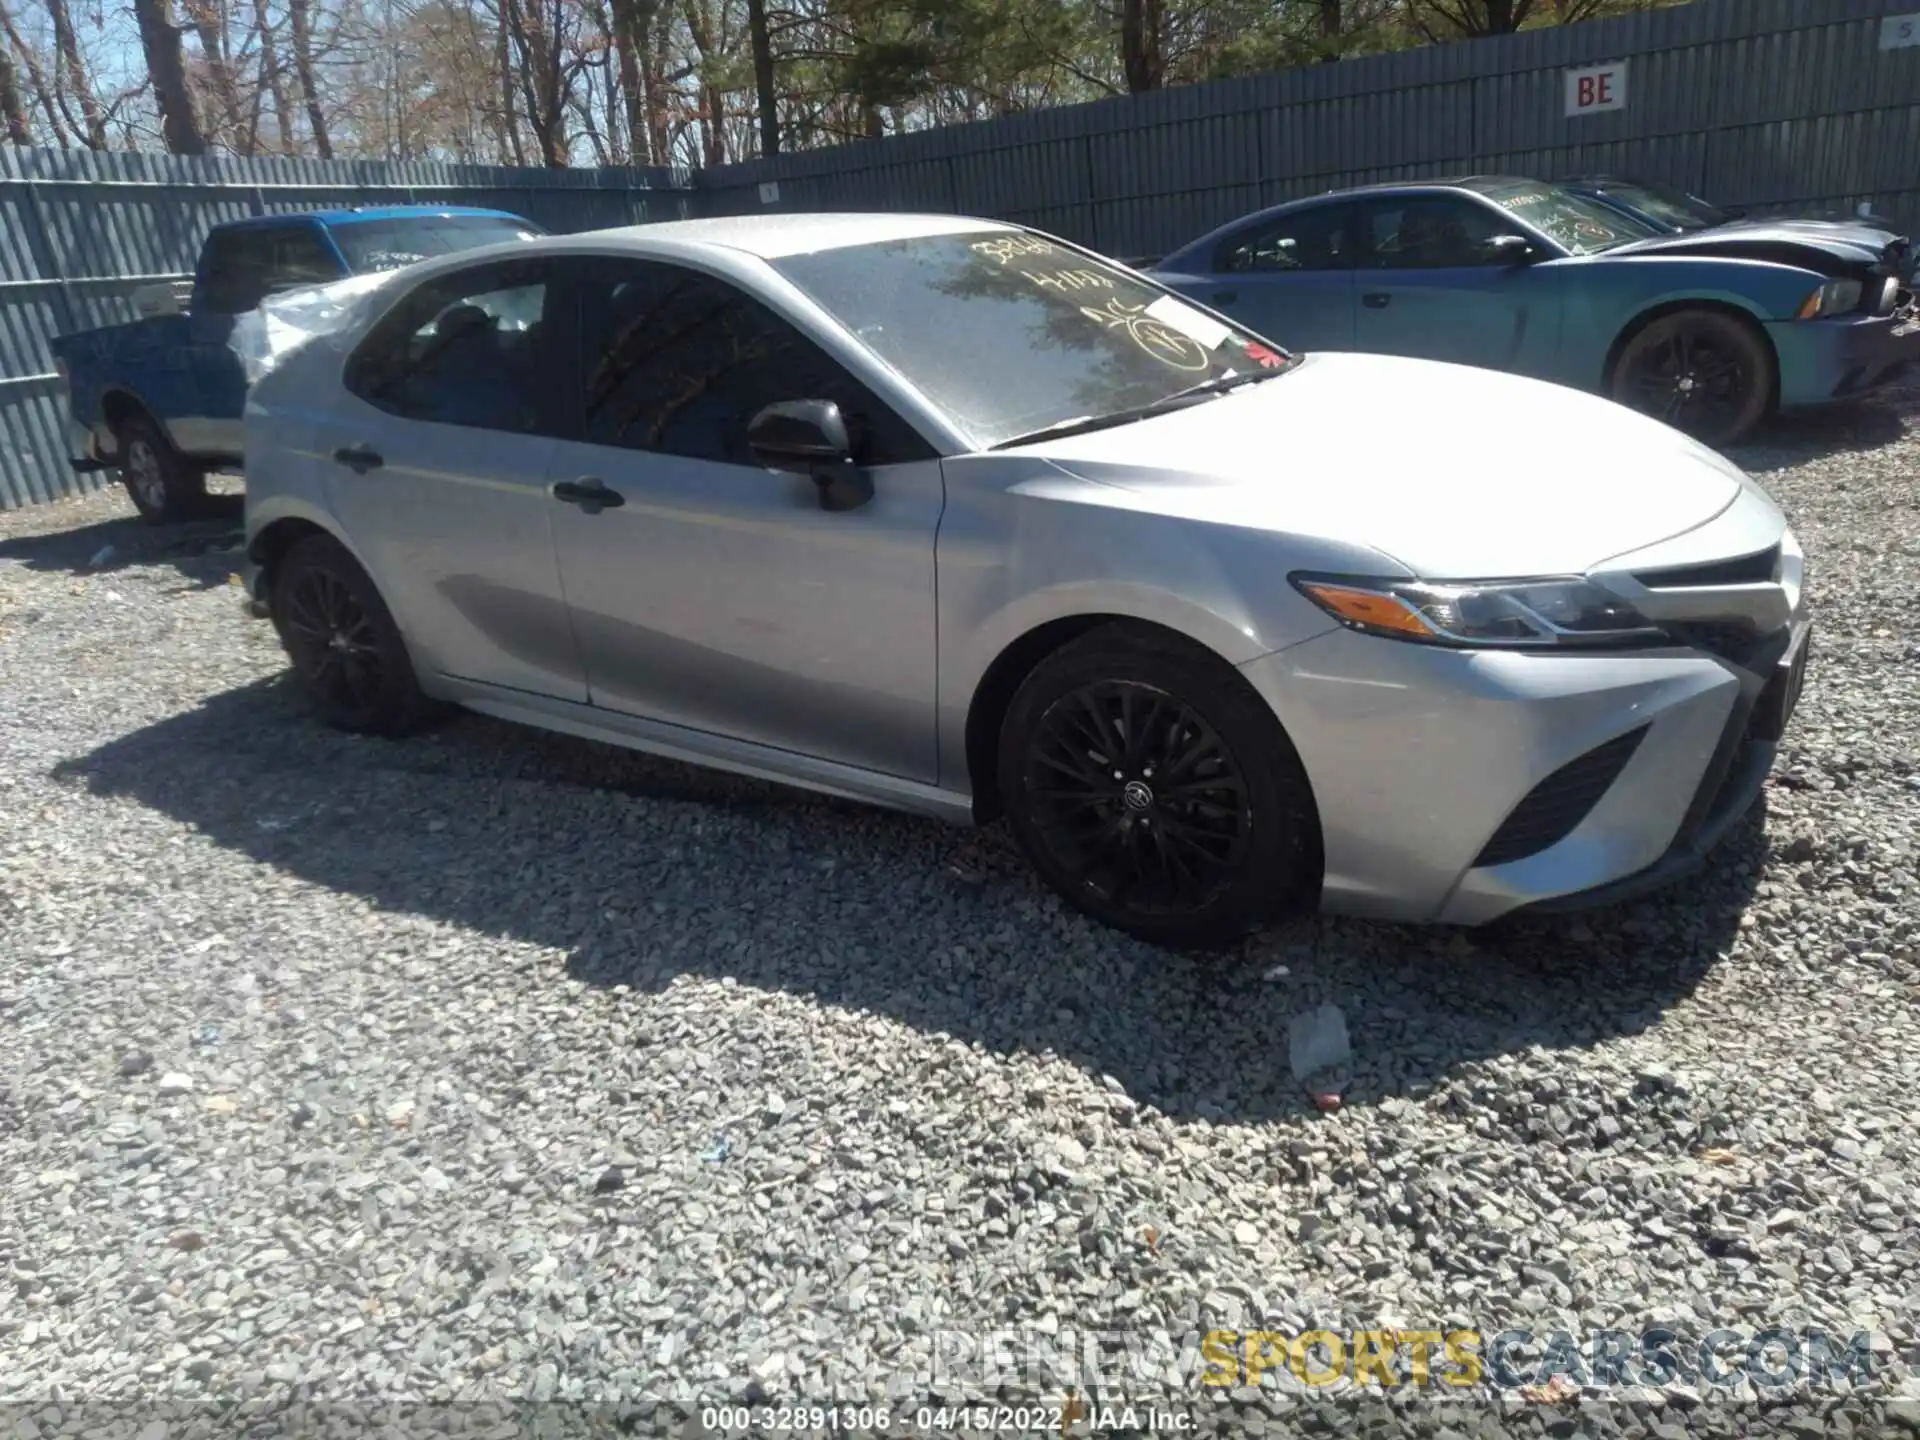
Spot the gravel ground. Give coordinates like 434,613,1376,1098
2,403,1918,1440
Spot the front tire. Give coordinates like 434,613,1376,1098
113,412,208,525
271,534,440,736
997,624,1320,951
1610,308,1774,447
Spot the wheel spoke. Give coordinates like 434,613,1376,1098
1022,677,1252,918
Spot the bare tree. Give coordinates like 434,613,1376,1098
745,0,775,156
181,0,247,146
132,0,208,152
252,0,297,151
1121,0,1165,92
1405,0,1538,37
0,0,61,136
286,0,330,156
43,0,107,147
0,27,30,143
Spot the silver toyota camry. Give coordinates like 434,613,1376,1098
240,212,1811,950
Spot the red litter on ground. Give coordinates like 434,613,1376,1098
1311,1092,1342,1113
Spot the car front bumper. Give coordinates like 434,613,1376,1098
1770,308,1920,408
1238,615,1810,926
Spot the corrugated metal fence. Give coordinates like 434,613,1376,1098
0,149,691,509
701,0,1920,260
7,0,1920,509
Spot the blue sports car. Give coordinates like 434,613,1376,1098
1153,176,1920,445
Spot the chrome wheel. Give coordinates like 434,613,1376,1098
1020,679,1252,917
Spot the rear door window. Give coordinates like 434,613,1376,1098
1217,204,1354,273
345,258,561,436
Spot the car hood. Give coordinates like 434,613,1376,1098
1013,351,1753,578
1604,220,1907,274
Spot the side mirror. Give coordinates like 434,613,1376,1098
747,399,873,512
1483,233,1535,266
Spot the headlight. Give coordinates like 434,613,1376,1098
1291,573,1663,649
1796,279,1863,319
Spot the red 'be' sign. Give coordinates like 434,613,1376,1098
1564,60,1628,117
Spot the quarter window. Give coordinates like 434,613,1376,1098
1218,205,1351,273
346,260,556,435
574,260,930,468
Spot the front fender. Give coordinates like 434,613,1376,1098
1557,256,1829,389
933,455,1359,789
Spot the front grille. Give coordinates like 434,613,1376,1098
1632,544,1779,589
1474,726,1650,868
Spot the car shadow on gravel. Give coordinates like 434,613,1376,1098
0,497,245,590
55,675,1767,1127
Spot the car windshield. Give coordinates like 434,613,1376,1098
1465,181,1659,255
770,230,1295,450
1592,180,1730,232
330,216,546,273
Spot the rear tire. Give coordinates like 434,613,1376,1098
996,623,1320,952
113,411,208,525
1610,308,1774,448
271,533,442,736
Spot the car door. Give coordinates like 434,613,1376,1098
542,256,945,783
314,254,586,702
1197,202,1358,352
1352,195,1543,371
187,223,345,456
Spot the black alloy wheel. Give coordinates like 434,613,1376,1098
272,533,441,736
1022,679,1251,917
998,623,1320,951
1611,309,1773,447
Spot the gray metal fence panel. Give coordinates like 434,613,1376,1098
696,0,1920,260
0,148,689,510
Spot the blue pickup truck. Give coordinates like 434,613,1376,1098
52,205,545,523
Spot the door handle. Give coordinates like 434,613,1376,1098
1212,288,1238,305
1362,292,1393,309
551,476,625,514
332,444,384,474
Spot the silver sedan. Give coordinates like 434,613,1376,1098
240,213,1812,950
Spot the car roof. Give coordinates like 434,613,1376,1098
566,211,1019,259
214,206,534,232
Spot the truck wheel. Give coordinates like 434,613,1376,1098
114,412,208,525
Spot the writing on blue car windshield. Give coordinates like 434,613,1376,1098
1464,180,1657,255
771,230,1292,450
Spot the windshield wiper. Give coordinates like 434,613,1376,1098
988,366,1287,451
